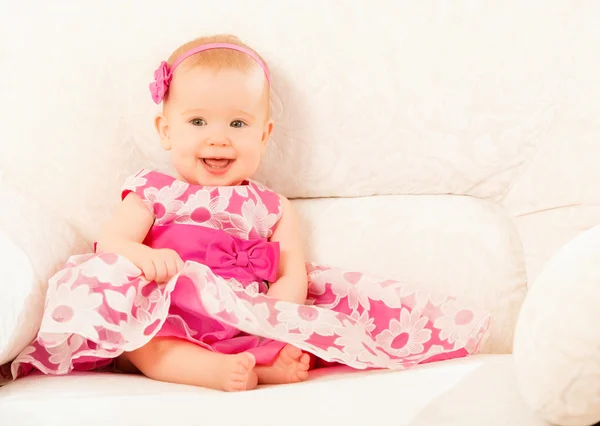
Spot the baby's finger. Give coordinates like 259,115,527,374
175,256,184,272
154,259,168,283
165,257,178,279
142,262,156,282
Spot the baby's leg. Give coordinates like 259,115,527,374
122,336,257,391
254,344,310,385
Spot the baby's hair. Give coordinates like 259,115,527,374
164,34,271,113
168,34,269,77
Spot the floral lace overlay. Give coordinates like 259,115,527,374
7,170,491,380
122,169,282,239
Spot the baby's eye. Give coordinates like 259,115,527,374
190,118,206,126
230,120,247,128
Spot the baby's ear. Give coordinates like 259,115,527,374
261,119,274,147
154,113,171,150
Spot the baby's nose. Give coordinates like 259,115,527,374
208,137,230,147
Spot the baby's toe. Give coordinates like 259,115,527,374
299,353,311,367
297,369,309,381
283,344,302,360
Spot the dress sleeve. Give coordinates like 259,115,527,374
119,169,158,216
121,169,153,201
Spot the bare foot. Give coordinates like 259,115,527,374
246,370,258,390
221,352,257,392
254,345,310,385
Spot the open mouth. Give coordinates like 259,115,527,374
202,158,233,169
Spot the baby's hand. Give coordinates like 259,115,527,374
138,248,184,283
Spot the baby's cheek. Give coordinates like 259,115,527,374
172,145,197,169
248,150,264,173
242,143,262,161
176,137,200,155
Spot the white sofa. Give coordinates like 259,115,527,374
1,2,599,425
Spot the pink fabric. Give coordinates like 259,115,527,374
145,224,280,286
8,169,491,380
149,42,271,104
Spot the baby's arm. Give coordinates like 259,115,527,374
96,193,183,282
267,195,309,304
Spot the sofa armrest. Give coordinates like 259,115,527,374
513,224,600,426
0,182,88,366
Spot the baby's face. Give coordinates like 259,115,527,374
158,66,272,186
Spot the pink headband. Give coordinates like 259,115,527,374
149,42,271,104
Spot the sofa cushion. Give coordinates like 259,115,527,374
0,355,547,426
293,194,527,354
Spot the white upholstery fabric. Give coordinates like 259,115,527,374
501,124,600,282
0,230,35,365
0,183,88,365
294,196,526,354
1,1,600,425
2,2,599,285
0,355,549,426
514,225,600,426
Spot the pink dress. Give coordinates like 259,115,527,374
8,169,490,379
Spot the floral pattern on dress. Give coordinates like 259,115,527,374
6,169,491,380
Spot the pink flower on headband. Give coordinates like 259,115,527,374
149,43,270,104
149,61,172,104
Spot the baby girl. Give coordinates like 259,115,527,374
9,34,490,391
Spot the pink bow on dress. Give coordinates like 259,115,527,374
205,233,280,283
